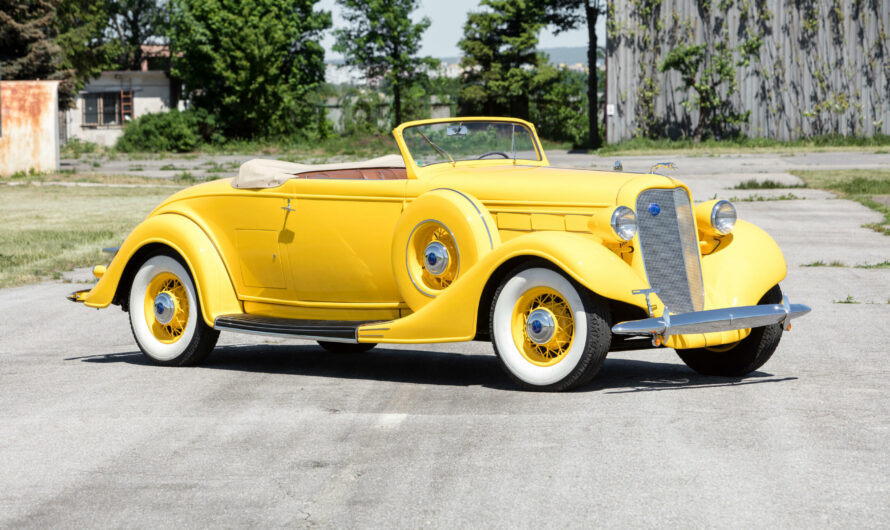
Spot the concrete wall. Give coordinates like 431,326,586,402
64,71,173,147
605,1,890,142
324,95,453,133
0,81,60,176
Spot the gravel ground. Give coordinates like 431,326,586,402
2,151,889,528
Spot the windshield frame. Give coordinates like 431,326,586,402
393,117,549,178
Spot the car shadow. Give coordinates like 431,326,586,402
67,344,797,393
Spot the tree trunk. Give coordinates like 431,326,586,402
585,4,602,150
393,79,402,129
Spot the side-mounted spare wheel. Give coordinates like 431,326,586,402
391,189,499,311
676,284,785,376
490,265,612,391
128,253,219,366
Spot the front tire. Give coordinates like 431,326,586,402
490,266,611,391
676,285,784,377
128,254,219,366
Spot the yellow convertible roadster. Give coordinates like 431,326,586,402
70,117,810,391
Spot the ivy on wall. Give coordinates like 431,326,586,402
608,0,889,140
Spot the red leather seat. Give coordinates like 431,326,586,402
295,168,407,180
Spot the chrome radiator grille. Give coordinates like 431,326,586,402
635,188,704,314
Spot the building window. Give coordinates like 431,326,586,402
82,91,133,127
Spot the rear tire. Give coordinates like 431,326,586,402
490,265,611,391
317,341,376,354
676,285,784,377
128,254,219,366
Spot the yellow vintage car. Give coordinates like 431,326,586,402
69,117,810,391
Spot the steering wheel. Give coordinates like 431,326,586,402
477,151,510,159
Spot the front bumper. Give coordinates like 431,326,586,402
67,289,91,303
611,295,811,346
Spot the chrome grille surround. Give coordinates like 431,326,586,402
635,188,704,314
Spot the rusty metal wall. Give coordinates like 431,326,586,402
0,81,60,176
605,1,890,142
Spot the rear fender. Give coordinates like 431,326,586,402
82,213,241,326
357,232,649,343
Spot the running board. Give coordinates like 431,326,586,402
214,314,379,343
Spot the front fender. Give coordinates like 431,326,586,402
357,232,649,343
82,213,241,326
701,219,787,308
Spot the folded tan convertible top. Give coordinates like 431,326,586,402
233,155,406,189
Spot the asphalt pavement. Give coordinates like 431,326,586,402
2,151,889,527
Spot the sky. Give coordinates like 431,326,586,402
317,0,606,61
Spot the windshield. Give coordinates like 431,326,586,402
402,121,541,167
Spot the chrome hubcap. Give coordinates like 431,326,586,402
153,292,176,325
423,241,449,276
526,308,556,344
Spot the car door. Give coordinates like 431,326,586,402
283,173,407,308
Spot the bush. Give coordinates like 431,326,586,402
530,64,589,148
116,110,205,153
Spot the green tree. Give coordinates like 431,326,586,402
55,0,118,107
334,0,437,129
106,0,169,70
538,0,606,150
659,36,761,140
169,0,331,139
0,1,68,90
530,62,588,146
458,0,544,119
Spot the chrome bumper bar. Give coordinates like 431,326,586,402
611,294,811,346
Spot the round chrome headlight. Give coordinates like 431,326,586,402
711,200,737,235
610,206,637,241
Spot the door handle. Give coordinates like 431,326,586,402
281,199,296,213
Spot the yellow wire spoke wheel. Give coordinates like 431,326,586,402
407,220,460,294
491,266,610,391
391,189,499,311
511,287,575,367
143,272,190,344
129,254,218,366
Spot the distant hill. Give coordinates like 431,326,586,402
433,46,588,66
325,46,591,66
538,46,589,65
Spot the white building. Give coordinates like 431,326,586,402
63,70,178,147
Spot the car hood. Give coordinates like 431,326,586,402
419,164,687,209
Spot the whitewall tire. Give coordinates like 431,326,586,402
128,254,218,366
490,266,611,391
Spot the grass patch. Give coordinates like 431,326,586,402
173,171,198,183
598,134,890,156
834,295,860,304
732,178,807,190
854,260,890,269
60,138,101,158
730,193,804,202
159,164,186,171
802,260,846,267
791,169,890,235
0,184,181,287
0,171,184,186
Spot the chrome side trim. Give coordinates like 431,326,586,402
213,322,358,344
433,187,494,249
611,301,812,338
